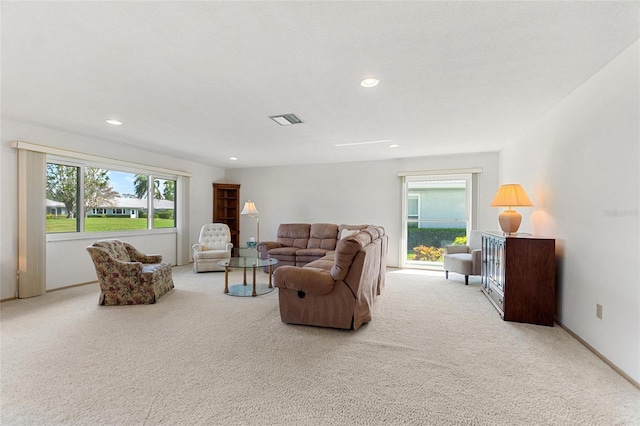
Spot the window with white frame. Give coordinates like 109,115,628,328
401,173,475,269
46,158,176,234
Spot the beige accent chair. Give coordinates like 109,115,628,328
443,230,482,285
192,223,233,272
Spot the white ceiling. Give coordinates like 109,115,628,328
2,1,638,169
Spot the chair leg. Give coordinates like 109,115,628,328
445,271,449,279
465,275,469,285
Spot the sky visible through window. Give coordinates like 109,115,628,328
108,171,136,197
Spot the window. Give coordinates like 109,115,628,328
408,193,420,220
46,160,177,234
153,178,176,229
46,163,79,233
402,175,472,269
15,140,192,283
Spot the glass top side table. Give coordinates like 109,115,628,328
235,246,258,257
217,257,278,297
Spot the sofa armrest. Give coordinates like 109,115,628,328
192,243,204,252
114,260,144,276
258,241,281,258
124,242,162,264
274,266,335,295
444,245,469,255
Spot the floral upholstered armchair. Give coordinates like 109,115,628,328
86,239,174,305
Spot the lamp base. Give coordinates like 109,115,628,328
498,209,522,234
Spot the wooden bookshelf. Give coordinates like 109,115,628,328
213,183,240,248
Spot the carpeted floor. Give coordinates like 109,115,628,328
1,266,639,425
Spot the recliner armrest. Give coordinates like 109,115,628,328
444,245,470,255
258,241,282,258
274,266,335,295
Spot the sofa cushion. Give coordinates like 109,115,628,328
141,263,168,274
276,223,311,249
331,231,373,281
340,229,359,239
364,227,380,240
295,248,331,266
269,247,300,256
194,249,231,260
307,223,339,250
295,248,330,257
443,253,474,275
338,224,369,235
268,246,299,263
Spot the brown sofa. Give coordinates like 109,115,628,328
257,223,369,270
273,225,387,330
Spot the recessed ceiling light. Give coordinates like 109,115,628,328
229,157,238,161
105,119,123,126
389,144,400,148
360,78,380,88
269,113,303,126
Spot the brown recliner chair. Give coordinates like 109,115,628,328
443,230,482,285
274,226,386,330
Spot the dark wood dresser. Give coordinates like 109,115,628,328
481,232,556,326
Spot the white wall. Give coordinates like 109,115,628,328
0,119,225,299
225,152,499,268
45,233,178,291
500,41,640,383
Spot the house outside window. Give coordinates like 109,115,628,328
408,193,420,220
403,175,471,269
46,160,177,234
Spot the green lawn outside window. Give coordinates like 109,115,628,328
46,217,175,233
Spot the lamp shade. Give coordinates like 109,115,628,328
240,201,259,216
490,184,533,208
491,184,533,234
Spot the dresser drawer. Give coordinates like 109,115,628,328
487,283,505,314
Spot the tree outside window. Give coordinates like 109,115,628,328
46,161,177,233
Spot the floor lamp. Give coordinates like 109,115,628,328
240,201,260,244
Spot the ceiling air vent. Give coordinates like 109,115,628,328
269,113,303,126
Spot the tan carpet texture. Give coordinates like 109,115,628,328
1,266,639,425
